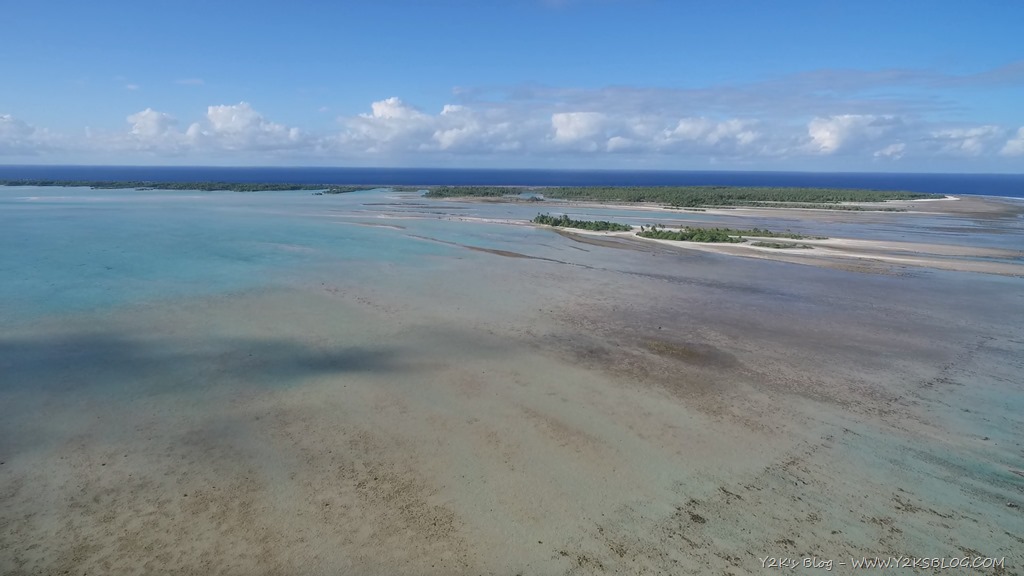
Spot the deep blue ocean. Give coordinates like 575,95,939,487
0,165,1022,198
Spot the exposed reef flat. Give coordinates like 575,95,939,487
428,194,1024,276
1,185,1021,575
554,228,1024,277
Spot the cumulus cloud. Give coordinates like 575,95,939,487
336,99,769,160
116,102,305,156
339,97,433,153
664,117,761,149
128,108,177,138
0,114,52,156
368,97,428,121
874,142,906,160
338,97,535,155
1,78,1022,169
121,108,188,153
807,115,902,154
0,114,35,140
203,102,300,144
192,102,303,150
999,127,1024,156
432,104,523,152
929,125,1003,156
551,112,606,146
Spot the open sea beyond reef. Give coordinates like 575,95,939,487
1,165,1024,198
1,173,1022,575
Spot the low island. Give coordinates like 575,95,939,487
531,213,632,231
531,214,822,245
0,179,378,194
425,185,942,209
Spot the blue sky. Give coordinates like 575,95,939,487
2,0,1022,171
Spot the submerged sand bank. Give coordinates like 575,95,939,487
496,194,1022,277
440,192,1024,219
421,193,1024,276
635,233,1024,276
535,225,1024,277
2,189,1022,575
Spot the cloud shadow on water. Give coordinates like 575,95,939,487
0,330,405,395
0,329,408,461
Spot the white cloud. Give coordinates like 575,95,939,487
367,97,427,121
807,115,902,154
432,105,484,150
664,117,761,149
115,103,304,155
121,109,187,153
930,125,1002,156
128,108,177,138
1,79,1022,169
97,99,1022,167
339,97,434,153
669,117,716,141
999,127,1024,156
335,101,774,160
207,102,275,133
192,102,303,150
0,114,35,140
551,112,606,144
338,97,533,155
606,136,637,152
0,114,53,156
874,142,906,160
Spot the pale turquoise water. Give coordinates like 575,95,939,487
2,186,1024,569
0,187,454,323
2,185,1023,574
3,185,1021,325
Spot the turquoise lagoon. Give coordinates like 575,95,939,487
1,185,1022,575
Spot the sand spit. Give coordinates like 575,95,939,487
429,194,1024,276
631,234,1024,277
548,222,1024,277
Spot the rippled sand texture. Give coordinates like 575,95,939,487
1,188,1022,575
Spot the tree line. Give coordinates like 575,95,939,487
636,224,824,243
0,179,369,193
531,213,632,231
423,185,939,206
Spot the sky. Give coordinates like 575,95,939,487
1,0,1022,172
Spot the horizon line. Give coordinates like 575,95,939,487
1,164,1021,178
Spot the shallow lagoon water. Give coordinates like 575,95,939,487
2,186,1023,575
0,187,453,322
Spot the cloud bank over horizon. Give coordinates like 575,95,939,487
2,66,1023,171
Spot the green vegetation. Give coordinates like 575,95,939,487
637,227,745,243
751,241,814,249
0,179,369,193
680,202,907,211
531,213,632,232
4,180,937,208
424,186,522,198
422,185,939,207
735,228,824,240
636,225,825,243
